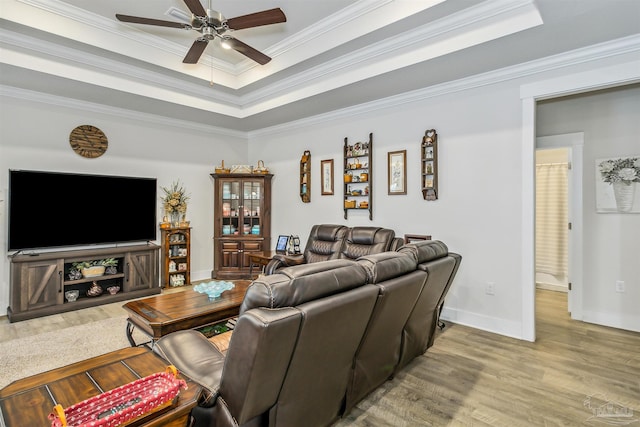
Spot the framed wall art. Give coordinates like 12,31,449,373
595,155,640,213
321,159,334,195
388,150,407,195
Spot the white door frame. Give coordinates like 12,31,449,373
519,59,640,342
536,134,584,320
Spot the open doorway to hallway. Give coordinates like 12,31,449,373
535,133,584,321
535,148,569,295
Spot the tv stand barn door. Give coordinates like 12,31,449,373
8,244,160,322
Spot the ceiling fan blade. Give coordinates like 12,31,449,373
225,37,271,65
183,39,209,64
182,0,207,17
116,14,189,29
226,8,286,30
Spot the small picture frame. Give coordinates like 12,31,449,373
321,159,334,195
388,150,407,195
276,235,290,253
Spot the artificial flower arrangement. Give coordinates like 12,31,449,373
161,180,190,222
598,157,640,184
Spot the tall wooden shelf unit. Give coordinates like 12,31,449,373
161,227,191,288
300,150,311,203
8,244,160,322
421,129,439,200
211,173,272,279
344,133,373,220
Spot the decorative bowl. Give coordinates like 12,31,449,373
64,290,79,302
194,281,235,301
106,286,120,295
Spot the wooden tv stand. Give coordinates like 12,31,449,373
8,244,160,322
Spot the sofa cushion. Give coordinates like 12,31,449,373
398,239,449,264
357,251,417,283
341,227,396,260
240,259,367,314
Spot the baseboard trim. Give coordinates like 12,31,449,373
440,307,524,341
582,310,640,333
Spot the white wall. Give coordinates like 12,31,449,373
250,83,526,338
537,85,640,331
0,94,248,315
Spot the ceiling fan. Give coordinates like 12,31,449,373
115,0,286,65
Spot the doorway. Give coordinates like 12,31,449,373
535,147,569,295
535,133,584,320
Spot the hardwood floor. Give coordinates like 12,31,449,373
336,290,640,426
1,289,638,426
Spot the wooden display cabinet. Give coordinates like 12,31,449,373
344,133,373,220
8,244,160,322
161,227,191,288
211,173,272,279
421,129,438,200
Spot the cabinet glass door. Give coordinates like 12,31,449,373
222,181,242,236
242,181,262,236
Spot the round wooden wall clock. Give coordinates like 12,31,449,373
69,125,108,158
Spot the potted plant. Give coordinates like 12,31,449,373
71,258,119,278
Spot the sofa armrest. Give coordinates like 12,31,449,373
264,254,306,275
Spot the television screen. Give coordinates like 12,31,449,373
8,170,157,251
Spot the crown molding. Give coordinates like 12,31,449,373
250,35,640,138
0,84,247,139
3,34,638,138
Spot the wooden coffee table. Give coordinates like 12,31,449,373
0,347,202,427
124,280,250,346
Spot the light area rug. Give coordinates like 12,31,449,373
0,316,148,389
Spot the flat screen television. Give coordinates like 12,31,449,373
8,170,157,251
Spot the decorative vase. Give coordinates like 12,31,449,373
612,181,635,212
171,211,180,227
86,281,103,297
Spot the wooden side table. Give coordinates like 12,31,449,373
403,234,432,244
0,347,202,427
248,250,278,277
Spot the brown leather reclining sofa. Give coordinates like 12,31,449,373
154,240,461,427
264,224,404,275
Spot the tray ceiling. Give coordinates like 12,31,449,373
1,0,639,131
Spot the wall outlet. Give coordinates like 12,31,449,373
615,280,625,293
485,282,495,295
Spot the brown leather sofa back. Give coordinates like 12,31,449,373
215,308,302,426
274,282,379,426
396,240,462,369
240,259,366,314
264,224,398,274
154,240,462,427
340,226,397,260
240,258,377,426
345,251,424,413
303,224,348,263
